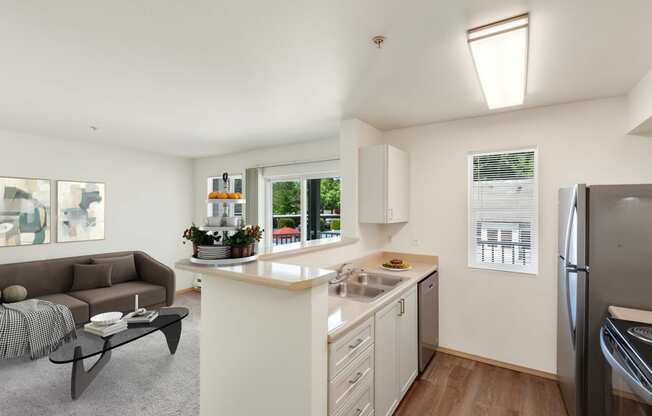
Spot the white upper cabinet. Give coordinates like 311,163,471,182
359,144,409,224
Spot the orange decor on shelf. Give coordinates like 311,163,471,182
208,192,242,200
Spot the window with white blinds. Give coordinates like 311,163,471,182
468,149,538,274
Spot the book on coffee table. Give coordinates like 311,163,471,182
84,320,128,337
125,310,158,324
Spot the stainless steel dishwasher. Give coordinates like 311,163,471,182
418,271,438,372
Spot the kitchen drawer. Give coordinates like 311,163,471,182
329,317,374,379
329,345,374,414
336,380,374,416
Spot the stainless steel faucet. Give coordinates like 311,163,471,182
329,262,353,284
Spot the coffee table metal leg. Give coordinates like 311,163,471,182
161,321,181,354
71,342,112,400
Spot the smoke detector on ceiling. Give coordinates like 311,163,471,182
372,36,386,49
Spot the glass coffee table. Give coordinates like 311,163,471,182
49,307,189,399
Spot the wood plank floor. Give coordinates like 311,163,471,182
394,352,568,416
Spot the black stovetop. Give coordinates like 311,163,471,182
606,317,652,382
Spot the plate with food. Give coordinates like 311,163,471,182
380,259,412,272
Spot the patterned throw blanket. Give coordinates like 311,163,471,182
0,299,76,360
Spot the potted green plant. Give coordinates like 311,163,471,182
182,224,220,257
244,225,263,255
226,225,264,258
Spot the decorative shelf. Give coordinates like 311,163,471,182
206,199,246,204
199,226,239,232
189,255,258,266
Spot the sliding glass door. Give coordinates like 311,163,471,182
270,179,303,245
306,177,341,242
265,175,340,248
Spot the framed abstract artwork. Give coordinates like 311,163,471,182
0,176,51,247
57,180,105,243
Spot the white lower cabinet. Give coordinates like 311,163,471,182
329,285,418,416
398,287,418,397
374,299,400,416
338,381,374,416
374,286,418,416
329,346,374,413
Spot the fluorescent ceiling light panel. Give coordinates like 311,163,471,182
467,14,529,110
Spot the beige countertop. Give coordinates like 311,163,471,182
609,306,652,324
176,247,438,338
327,251,438,342
174,237,359,291
175,258,336,291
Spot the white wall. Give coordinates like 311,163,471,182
382,97,652,373
280,119,386,268
628,67,652,135
193,137,339,224
0,130,195,289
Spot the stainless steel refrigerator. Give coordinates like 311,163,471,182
558,184,652,416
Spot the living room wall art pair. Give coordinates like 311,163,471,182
0,177,105,247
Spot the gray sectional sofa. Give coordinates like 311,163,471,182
0,251,175,324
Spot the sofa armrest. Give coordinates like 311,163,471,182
134,252,176,306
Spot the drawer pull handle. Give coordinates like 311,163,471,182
348,371,363,385
348,338,364,350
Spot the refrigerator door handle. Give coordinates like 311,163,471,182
565,268,577,348
600,326,652,404
563,186,578,264
563,186,578,348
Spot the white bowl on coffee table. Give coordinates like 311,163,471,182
91,312,123,326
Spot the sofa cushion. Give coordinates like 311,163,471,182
69,281,166,317
91,254,138,284
2,285,28,303
36,293,90,325
71,263,113,292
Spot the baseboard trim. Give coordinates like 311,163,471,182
176,287,198,295
436,346,558,381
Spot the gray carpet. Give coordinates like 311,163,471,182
0,292,200,416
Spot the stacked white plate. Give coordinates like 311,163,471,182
197,245,231,260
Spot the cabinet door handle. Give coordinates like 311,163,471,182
348,338,364,350
400,299,405,316
348,371,363,385
355,409,363,416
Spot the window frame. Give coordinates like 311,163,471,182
206,174,244,219
467,148,539,275
263,171,340,251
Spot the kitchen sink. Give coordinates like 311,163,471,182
329,282,385,301
328,272,404,303
354,273,403,287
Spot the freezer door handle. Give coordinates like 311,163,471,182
563,186,578,264
600,326,652,404
566,264,590,273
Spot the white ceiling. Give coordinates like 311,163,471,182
1,0,651,157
